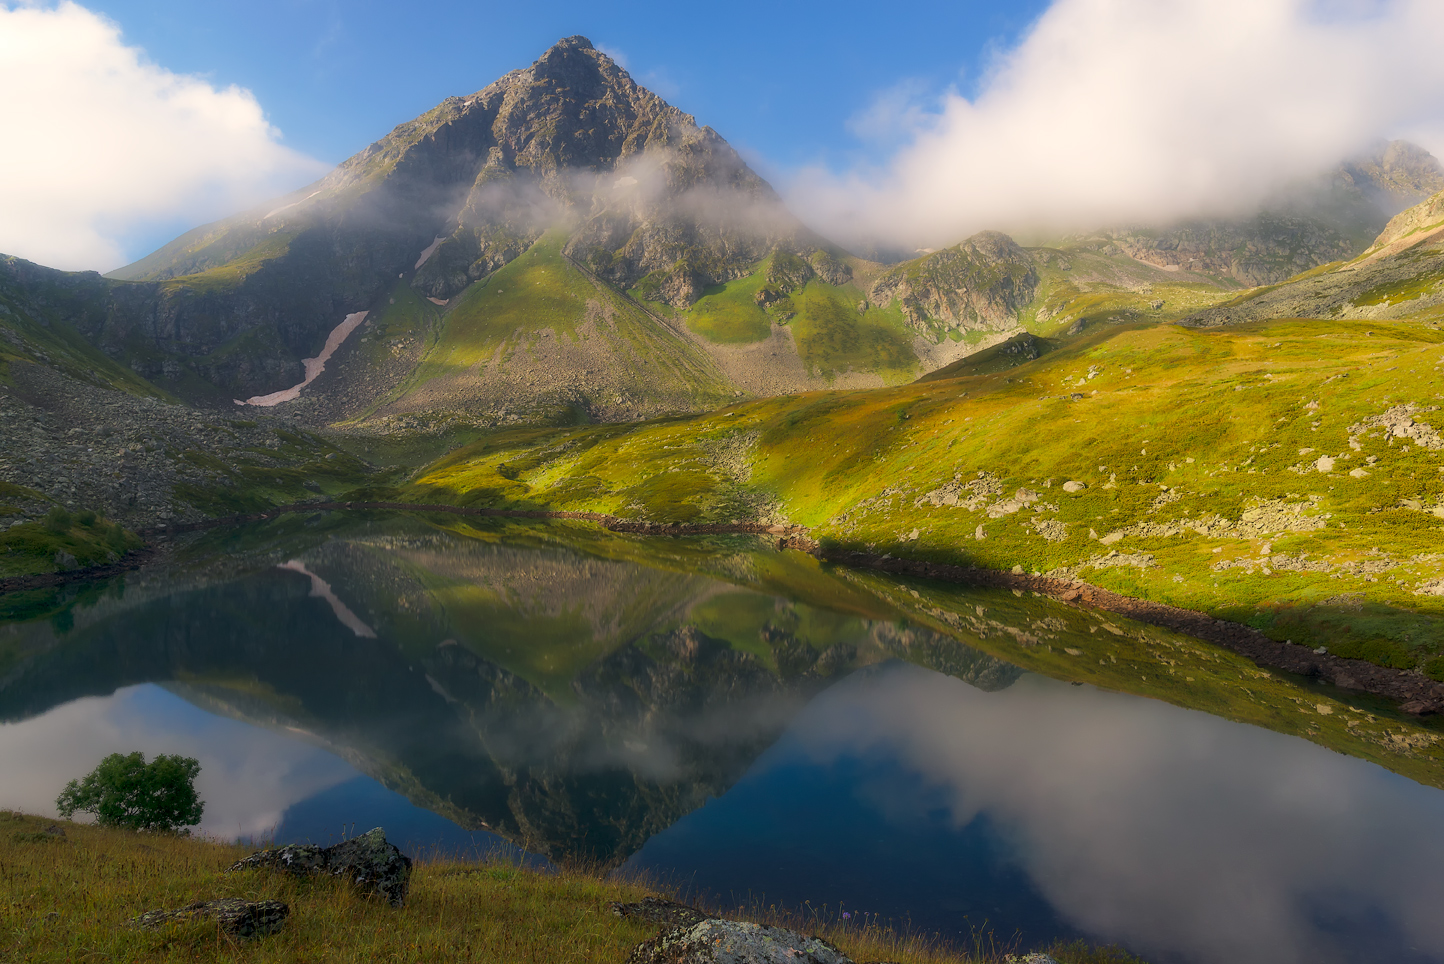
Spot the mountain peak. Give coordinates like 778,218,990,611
548,34,595,52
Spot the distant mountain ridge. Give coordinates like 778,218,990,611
5,37,1441,427
1088,140,1444,286
1179,183,1444,328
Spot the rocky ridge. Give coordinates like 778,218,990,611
868,232,1038,333
1180,188,1444,328
1098,140,1444,287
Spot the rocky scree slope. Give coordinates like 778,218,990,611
1181,186,1444,328
0,363,370,532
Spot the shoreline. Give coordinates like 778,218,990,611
9,499,1441,716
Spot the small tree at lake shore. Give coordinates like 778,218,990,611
56,752,204,833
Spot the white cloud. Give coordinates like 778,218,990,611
791,0,1444,251
0,2,327,272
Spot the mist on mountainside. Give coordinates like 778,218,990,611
788,0,1444,255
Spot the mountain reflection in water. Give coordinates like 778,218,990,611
2,520,1443,964
0,523,1021,866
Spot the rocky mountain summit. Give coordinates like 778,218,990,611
3,35,1030,420
868,232,1038,333
83,36,818,398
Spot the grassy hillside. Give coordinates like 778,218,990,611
659,252,921,382
375,233,734,424
391,314,1444,675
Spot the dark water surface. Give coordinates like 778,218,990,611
2,517,1443,964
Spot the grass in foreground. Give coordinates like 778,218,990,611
0,812,1119,964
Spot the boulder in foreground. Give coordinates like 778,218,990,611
229,827,412,906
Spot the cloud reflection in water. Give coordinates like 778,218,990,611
780,664,1444,964
0,684,356,839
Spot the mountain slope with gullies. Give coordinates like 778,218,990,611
0,36,1066,427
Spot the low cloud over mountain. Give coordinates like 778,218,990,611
791,0,1444,251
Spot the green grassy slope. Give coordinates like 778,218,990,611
378,233,734,421
392,314,1444,674
664,253,920,381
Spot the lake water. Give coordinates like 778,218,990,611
3,516,1443,964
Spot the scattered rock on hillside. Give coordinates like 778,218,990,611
627,918,852,964
131,899,288,939
229,827,412,907
1062,480,1087,492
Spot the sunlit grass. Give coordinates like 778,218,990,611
398,315,1444,674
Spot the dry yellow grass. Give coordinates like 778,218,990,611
0,811,1100,964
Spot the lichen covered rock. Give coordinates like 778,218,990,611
229,827,412,907
131,899,288,938
627,919,853,964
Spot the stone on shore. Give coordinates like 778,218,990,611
229,827,412,907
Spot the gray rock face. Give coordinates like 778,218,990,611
869,232,1038,332
627,919,853,964
131,899,288,938
1101,139,1444,286
229,827,413,907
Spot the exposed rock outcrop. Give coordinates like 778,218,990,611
229,828,412,907
868,232,1038,332
131,899,288,938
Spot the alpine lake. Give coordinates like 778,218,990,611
4,511,1444,964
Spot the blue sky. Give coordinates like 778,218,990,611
80,0,1050,175
3,0,1442,271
